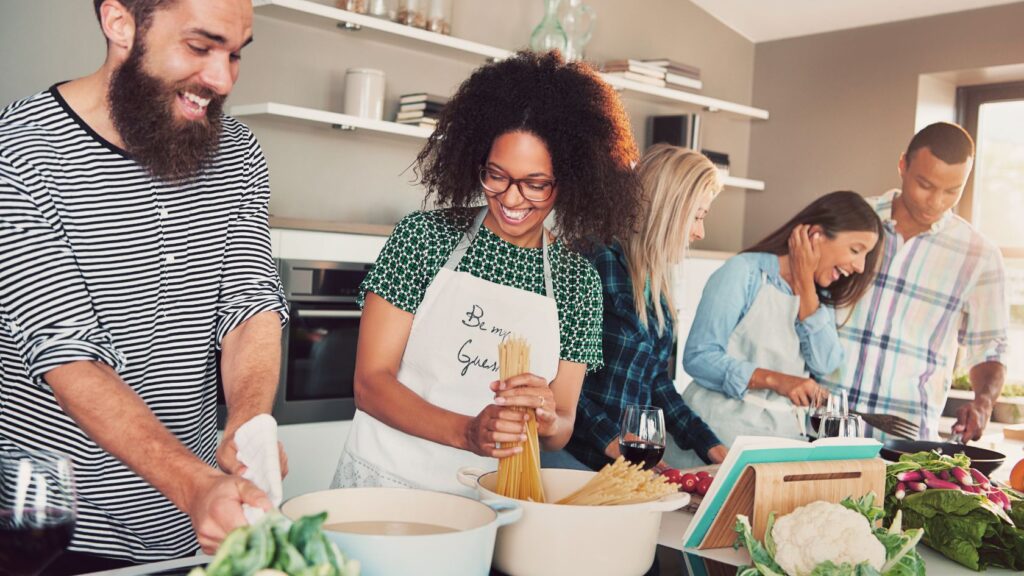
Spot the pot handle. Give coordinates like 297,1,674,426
484,500,523,527
456,466,486,489
647,491,691,513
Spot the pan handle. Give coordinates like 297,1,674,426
456,466,487,489
647,491,691,513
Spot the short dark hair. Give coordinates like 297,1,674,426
93,0,177,35
744,191,883,309
905,122,975,167
414,50,642,248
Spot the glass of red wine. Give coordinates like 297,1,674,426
618,405,666,470
0,449,76,576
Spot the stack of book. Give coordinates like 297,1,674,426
394,93,447,128
601,58,703,91
641,58,702,91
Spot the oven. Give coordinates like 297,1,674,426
274,258,370,424
218,258,371,426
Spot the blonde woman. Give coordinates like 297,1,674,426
561,144,728,471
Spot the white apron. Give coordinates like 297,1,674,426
333,207,561,497
682,274,808,446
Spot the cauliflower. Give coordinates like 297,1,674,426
770,500,886,576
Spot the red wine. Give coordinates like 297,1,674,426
810,415,822,436
0,508,75,576
619,441,665,470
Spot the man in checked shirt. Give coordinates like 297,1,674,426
826,122,1009,442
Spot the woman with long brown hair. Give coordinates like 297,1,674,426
681,191,883,445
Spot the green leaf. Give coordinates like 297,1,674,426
763,512,777,559
733,515,786,575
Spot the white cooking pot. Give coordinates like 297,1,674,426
457,467,689,576
282,487,521,576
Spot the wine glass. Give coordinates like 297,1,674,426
618,405,666,470
0,449,77,576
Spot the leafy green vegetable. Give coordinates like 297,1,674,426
885,453,1024,571
188,513,360,576
734,515,787,576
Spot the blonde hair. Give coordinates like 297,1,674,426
621,144,722,334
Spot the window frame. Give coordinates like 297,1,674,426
956,80,1024,258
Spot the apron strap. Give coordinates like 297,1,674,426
444,206,555,299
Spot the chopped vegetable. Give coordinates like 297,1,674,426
188,513,360,576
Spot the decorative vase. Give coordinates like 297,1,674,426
529,0,567,54
561,0,595,62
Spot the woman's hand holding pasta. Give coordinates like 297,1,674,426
464,404,528,458
492,373,559,437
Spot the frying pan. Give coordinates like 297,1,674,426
880,439,1006,476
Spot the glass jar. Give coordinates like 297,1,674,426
395,0,426,28
336,0,369,14
426,0,452,35
368,0,395,20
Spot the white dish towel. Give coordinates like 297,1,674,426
234,413,283,523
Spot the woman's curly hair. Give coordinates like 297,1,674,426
415,50,641,248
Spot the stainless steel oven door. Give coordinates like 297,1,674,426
275,302,361,424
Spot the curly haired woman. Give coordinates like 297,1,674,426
332,51,642,495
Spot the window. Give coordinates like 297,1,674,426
958,81,1024,385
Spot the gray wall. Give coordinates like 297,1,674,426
744,2,1024,245
0,0,758,252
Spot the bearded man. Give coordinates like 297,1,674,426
0,0,289,571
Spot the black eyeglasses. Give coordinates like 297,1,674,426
479,167,556,203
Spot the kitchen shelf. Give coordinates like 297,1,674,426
252,0,510,63
252,0,770,121
231,103,767,190
720,174,765,191
229,102,433,139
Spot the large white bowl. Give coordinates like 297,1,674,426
282,487,521,576
457,467,689,576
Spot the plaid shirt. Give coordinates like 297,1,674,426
566,243,721,470
824,190,1009,439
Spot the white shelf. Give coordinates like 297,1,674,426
600,74,769,120
229,102,433,139
230,103,766,189
253,0,510,63
720,174,765,191
252,0,769,120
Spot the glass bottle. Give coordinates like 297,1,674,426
561,0,596,62
529,0,567,54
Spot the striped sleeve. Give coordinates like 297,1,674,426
0,150,126,385
214,131,289,348
959,239,1009,368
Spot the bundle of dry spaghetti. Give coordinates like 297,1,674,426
495,336,546,503
555,457,678,506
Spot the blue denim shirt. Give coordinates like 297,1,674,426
682,252,844,399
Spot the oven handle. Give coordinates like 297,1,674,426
295,309,362,319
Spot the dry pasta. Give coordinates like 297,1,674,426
556,457,678,506
495,336,546,503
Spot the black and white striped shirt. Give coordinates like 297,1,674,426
0,86,288,562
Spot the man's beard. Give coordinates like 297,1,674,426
108,42,225,183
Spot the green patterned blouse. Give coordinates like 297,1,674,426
360,208,604,370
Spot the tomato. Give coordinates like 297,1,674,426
695,471,711,481
680,473,699,493
660,468,685,485
696,476,713,496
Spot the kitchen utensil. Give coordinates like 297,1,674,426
879,439,1006,476
697,459,885,549
619,405,666,470
848,410,919,439
0,449,76,576
458,467,688,576
281,488,520,576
